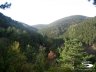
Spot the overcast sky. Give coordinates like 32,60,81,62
0,0,96,25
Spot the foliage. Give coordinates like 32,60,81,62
89,0,96,5
0,13,96,72
65,17,96,45
59,39,95,71
40,15,87,38
0,2,11,9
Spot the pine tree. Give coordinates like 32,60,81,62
59,39,89,71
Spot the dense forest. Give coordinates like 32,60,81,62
39,15,88,38
0,12,96,72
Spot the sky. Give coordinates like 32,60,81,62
0,0,96,25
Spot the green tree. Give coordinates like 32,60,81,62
59,39,90,71
0,38,10,72
25,44,36,63
35,47,47,72
4,41,26,72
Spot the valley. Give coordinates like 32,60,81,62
0,13,96,72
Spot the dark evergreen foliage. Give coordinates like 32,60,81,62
0,2,11,9
89,0,96,5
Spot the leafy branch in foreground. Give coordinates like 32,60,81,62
0,2,11,9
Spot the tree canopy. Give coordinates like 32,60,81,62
89,0,96,5
0,2,11,9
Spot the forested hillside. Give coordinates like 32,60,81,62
0,13,96,72
64,17,96,54
39,15,88,38
0,13,37,31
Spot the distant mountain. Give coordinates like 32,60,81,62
50,15,87,26
0,13,37,32
40,15,88,38
0,13,48,48
32,24,47,30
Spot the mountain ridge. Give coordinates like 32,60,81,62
0,12,37,32
39,15,89,38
